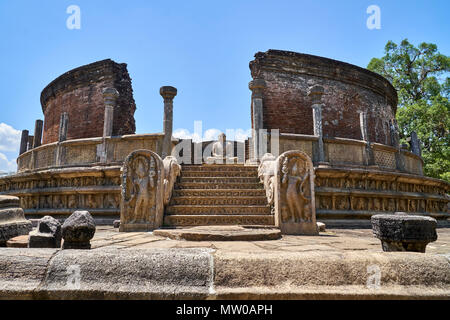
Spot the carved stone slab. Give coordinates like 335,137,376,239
274,150,318,235
120,150,164,232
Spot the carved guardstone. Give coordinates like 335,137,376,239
274,150,318,235
120,150,165,232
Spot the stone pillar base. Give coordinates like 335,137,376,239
62,241,91,250
381,240,428,253
119,223,154,232
280,221,318,235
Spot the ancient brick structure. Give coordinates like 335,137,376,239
0,52,448,227
40,59,136,144
249,50,398,145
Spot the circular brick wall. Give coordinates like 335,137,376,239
40,59,136,145
250,50,398,146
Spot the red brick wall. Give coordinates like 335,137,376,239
41,59,136,145
250,50,398,145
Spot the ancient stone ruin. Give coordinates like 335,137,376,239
0,49,447,232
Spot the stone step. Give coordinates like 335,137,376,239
165,205,272,215
175,182,263,190
163,215,275,226
181,171,258,178
169,196,268,206
179,177,260,184
182,165,258,173
172,189,267,198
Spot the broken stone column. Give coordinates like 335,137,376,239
249,79,266,162
62,210,96,249
19,130,29,155
32,120,43,149
371,213,437,253
102,88,119,137
160,86,177,159
360,112,375,165
408,131,421,156
308,85,326,164
58,112,69,142
0,195,32,246
28,215,62,248
27,135,34,150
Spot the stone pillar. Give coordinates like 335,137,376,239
359,112,368,141
409,131,421,156
249,78,266,162
102,88,119,137
308,85,325,164
32,120,43,149
360,112,375,166
160,86,177,159
19,130,29,155
27,135,34,150
58,112,69,142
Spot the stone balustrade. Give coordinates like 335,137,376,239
16,133,177,173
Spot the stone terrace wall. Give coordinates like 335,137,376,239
40,59,136,144
249,50,398,146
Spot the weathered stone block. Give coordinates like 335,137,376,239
29,216,62,248
0,196,32,246
62,210,96,249
371,213,437,252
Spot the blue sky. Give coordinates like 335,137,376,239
0,0,449,173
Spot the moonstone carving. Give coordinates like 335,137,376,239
120,150,164,232
274,150,318,235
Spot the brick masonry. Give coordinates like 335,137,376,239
40,59,136,144
250,50,398,145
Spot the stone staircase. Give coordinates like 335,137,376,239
164,164,274,227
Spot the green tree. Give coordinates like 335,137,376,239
367,39,450,181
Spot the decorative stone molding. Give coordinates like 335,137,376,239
120,150,164,232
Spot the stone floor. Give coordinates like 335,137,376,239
88,226,450,256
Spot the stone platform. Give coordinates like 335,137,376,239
0,226,448,299
153,226,282,241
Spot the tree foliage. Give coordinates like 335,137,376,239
367,39,450,181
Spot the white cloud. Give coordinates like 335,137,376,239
0,123,21,152
203,129,222,141
0,152,17,174
173,128,202,142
